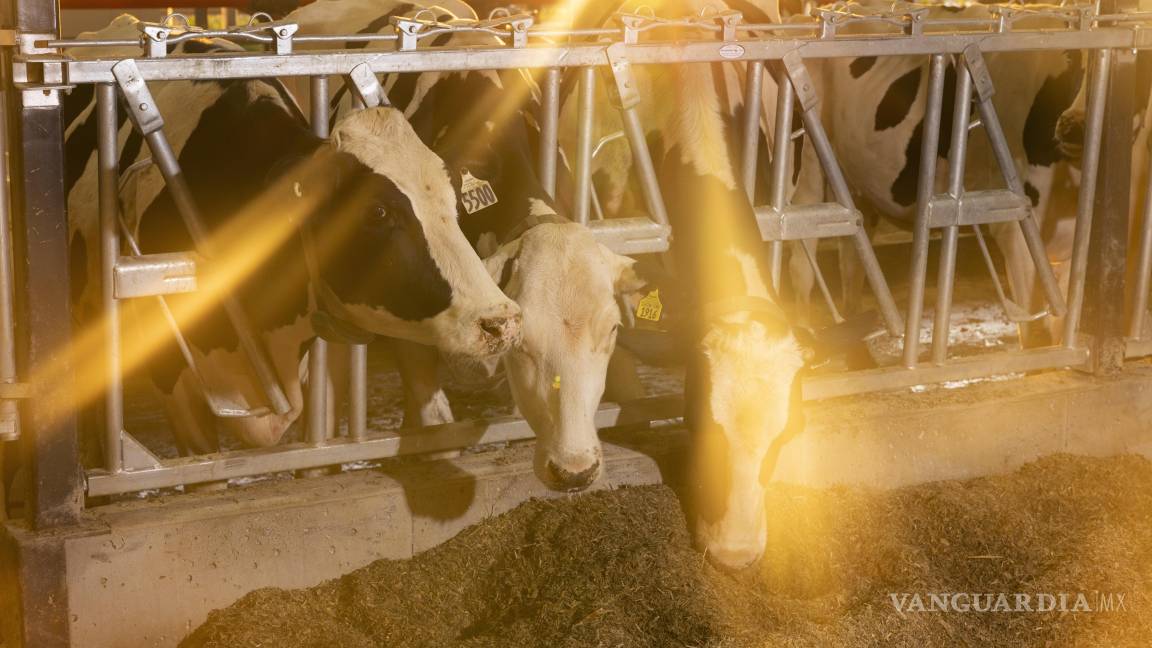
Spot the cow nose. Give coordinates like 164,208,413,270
544,459,600,492
477,309,521,353
705,545,762,572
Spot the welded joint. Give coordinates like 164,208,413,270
113,59,164,135
781,51,820,113
605,43,640,109
346,63,390,108
963,45,995,102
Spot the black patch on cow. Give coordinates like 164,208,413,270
850,56,877,79
1024,181,1040,207
118,130,144,173
891,119,924,208
68,231,87,311
875,67,922,131
63,84,98,195
1023,50,1084,167
792,134,804,186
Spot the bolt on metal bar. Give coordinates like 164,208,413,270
97,84,123,473
1128,143,1152,340
903,53,948,369
0,85,19,442
767,65,794,293
573,66,596,225
538,67,561,198
931,62,974,365
964,47,1068,321
1062,48,1112,347
780,54,904,335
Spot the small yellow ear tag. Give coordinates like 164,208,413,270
635,289,663,322
551,375,561,390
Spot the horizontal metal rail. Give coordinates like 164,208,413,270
18,27,1152,87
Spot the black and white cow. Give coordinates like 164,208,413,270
287,0,648,490
559,0,815,569
65,15,521,454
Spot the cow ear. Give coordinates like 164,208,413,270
599,245,644,296
483,238,522,291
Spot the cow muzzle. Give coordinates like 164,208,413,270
540,457,601,492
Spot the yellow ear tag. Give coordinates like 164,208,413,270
551,374,561,390
635,289,663,322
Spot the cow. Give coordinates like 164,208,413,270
64,15,521,455
557,0,818,569
285,0,650,491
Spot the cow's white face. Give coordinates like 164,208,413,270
690,316,804,570
484,222,642,491
302,108,521,358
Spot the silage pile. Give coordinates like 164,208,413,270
183,454,1152,647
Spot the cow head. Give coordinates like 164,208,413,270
299,107,521,357
484,224,645,491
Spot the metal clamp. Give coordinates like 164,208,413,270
268,22,298,55
616,13,646,44
140,24,171,58
112,59,164,135
781,50,820,113
345,62,389,108
391,16,430,51
502,15,533,48
715,11,743,41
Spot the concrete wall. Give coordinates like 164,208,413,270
6,368,1152,647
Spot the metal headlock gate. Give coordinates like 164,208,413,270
2,0,1152,516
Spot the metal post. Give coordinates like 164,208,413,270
903,54,947,369
0,80,18,442
1128,156,1152,339
1062,49,1111,346
310,75,329,139
931,63,973,365
744,62,783,290
538,67,561,198
97,84,122,473
574,66,596,225
1083,47,1134,374
766,67,793,293
619,108,670,227
348,343,367,440
308,75,333,444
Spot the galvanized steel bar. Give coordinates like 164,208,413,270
309,74,329,138
573,66,596,224
931,63,973,365
740,61,763,198
308,74,334,445
538,67,561,197
1128,152,1152,339
903,54,948,369
0,84,19,442
97,84,123,473
1062,48,1112,346
348,343,367,440
767,66,794,292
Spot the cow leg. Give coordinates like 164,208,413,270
605,346,645,403
392,339,454,428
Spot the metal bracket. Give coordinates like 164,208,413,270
120,431,163,471
391,16,427,51
16,32,53,55
781,51,820,113
114,252,198,299
504,16,533,48
715,11,743,41
345,63,389,108
905,7,928,36
112,59,164,136
616,13,645,44
755,203,862,241
605,43,640,110
963,45,995,103
268,22,298,55
140,24,171,58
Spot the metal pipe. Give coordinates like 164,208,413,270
310,75,329,139
795,75,904,335
307,339,328,445
620,106,670,227
1062,48,1112,347
740,61,764,199
1129,149,1152,339
142,130,292,415
349,343,367,440
971,69,1068,321
538,67,561,198
932,63,974,365
98,84,123,472
902,54,947,369
768,67,795,293
0,87,18,442
573,67,596,225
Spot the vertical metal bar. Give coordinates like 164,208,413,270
902,54,947,369
1083,46,1134,374
0,82,19,442
574,67,596,225
787,65,904,335
1062,49,1111,346
142,130,293,415
348,344,367,440
620,107,670,227
308,75,333,444
768,66,795,294
740,61,763,198
931,63,973,365
1129,158,1152,339
970,59,1069,319
538,67,561,198
97,84,122,473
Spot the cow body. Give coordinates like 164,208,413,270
66,15,519,453
287,0,646,490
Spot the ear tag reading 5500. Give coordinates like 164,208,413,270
636,289,663,322
460,169,498,214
